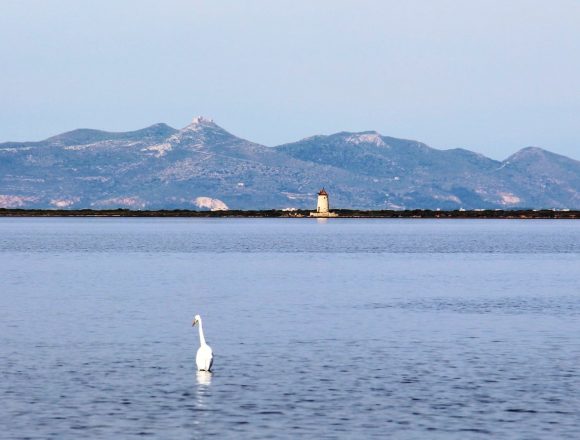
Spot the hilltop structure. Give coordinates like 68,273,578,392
310,188,338,218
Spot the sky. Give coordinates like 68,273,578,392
1,0,579,160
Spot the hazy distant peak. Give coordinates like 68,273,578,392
44,128,110,146
168,116,258,152
344,132,386,147
192,115,214,124
446,147,495,160
43,123,177,146
132,123,178,138
175,116,238,144
147,122,175,131
182,116,219,130
497,146,580,195
299,134,326,142
504,146,574,163
512,146,548,157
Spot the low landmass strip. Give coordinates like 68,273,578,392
0,208,578,219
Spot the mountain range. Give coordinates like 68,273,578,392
1,117,579,210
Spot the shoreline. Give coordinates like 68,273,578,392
0,208,578,219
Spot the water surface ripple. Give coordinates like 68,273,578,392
1,218,579,439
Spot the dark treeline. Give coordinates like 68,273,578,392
332,209,579,219
0,208,578,219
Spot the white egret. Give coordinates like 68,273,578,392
192,314,213,372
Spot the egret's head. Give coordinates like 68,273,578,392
192,314,201,326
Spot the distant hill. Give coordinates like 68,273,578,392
1,117,579,210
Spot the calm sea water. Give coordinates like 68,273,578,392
1,218,579,439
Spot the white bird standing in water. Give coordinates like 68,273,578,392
192,314,213,372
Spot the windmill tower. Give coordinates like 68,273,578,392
316,188,329,213
310,188,338,217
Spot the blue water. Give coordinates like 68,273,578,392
1,218,579,439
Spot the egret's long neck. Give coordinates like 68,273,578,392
198,319,207,346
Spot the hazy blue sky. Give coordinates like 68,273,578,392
1,0,579,159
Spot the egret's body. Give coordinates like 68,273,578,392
196,344,213,371
192,315,213,372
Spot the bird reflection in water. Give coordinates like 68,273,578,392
196,371,212,386
195,371,213,417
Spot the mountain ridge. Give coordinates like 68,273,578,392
1,117,578,210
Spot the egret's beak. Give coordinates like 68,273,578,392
192,320,197,327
